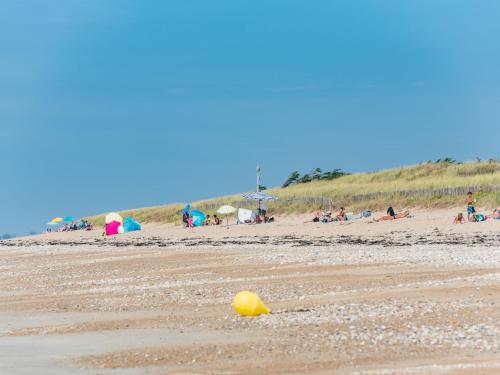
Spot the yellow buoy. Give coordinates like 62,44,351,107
232,291,271,316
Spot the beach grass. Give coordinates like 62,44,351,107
88,160,500,226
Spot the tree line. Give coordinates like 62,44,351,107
282,168,349,188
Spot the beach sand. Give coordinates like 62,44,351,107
1,208,499,374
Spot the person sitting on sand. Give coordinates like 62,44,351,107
492,209,500,220
335,207,347,221
453,212,465,224
321,211,333,223
213,215,222,225
472,213,488,222
374,207,410,221
204,215,212,226
312,210,322,222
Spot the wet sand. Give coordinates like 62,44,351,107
1,209,499,374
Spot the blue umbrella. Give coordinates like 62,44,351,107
62,216,77,222
190,210,206,227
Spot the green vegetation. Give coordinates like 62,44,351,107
282,168,349,187
89,160,500,226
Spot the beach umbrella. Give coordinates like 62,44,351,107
242,192,278,201
217,205,237,214
190,210,206,227
242,192,278,212
105,212,123,224
47,222,60,226
62,216,76,223
217,205,237,227
50,217,63,223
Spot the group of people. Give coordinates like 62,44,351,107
312,207,348,223
453,192,500,223
181,209,223,228
203,214,223,226
312,206,408,223
46,219,92,233
182,200,275,228
309,191,499,226
256,201,274,223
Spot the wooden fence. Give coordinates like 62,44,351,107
192,184,500,212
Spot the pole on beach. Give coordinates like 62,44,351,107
256,165,261,213
256,165,261,192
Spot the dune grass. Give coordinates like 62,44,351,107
89,161,500,226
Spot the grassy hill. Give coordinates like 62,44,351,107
89,161,500,226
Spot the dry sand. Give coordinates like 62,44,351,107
1,208,499,374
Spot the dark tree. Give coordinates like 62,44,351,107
312,168,323,181
282,171,301,188
300,174,312,183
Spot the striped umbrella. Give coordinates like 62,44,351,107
242,192,278,201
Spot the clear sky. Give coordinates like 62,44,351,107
1,1,500,235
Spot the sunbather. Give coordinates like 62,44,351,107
492,209,500,220
472,213,488,222
213,215,222,225
335,207,347,221
204,215,212,226
374,207,410,221
321,211,333,223
453,213,465,224
312,211,321,222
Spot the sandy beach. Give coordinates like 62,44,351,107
1,208,499,374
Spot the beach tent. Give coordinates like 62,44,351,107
190,210,206,227
123,217,142,233
105,220,121,236
105,212,123,224
237,208,255,224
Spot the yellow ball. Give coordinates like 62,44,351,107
232,291,270,316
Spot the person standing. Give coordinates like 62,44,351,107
259,200,267,217
182,203,190,228
466,192,476,221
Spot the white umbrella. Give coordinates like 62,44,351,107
217,205,237,227
217,205,237,214
105,212,123,224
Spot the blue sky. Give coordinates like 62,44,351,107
1,1,500,235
